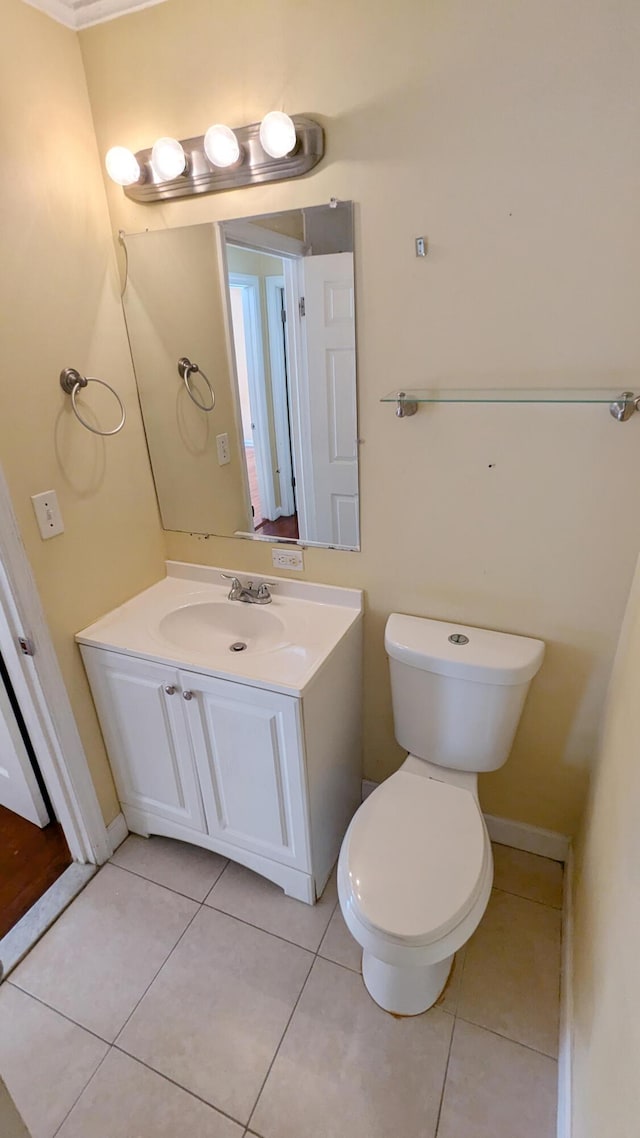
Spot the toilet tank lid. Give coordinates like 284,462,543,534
385,614,544,685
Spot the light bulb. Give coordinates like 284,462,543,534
259,112,296,159
151,137,186,181
204,124,241,168
105,146,140,187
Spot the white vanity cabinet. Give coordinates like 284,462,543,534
78,564,363,903
81,631,361,902
81,652,207,835
181,670,310,872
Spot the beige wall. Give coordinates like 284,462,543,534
571,550,640,1136
1,0,165,824
79,0,640,835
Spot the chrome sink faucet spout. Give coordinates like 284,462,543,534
221,574,275,604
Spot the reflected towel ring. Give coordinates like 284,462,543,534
178,357,215,413
60,368,126,436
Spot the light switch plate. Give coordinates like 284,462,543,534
272,547,304,571
31,490,64,539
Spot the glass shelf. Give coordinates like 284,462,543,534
381,388,632,404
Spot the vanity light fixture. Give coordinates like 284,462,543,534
104,146,140,187
258,111,297,158
203,123,241,168
104,114,324,202
150,137,187,180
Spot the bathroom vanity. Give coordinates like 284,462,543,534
77,563,363,903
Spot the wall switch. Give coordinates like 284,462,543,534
216,433,231,466
272,547,304,571
31,490,64,539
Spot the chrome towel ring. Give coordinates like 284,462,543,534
60,368,126,436
178,357,215,413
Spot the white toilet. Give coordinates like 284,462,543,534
338,612,544,1016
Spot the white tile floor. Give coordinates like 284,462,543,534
0,834,562,1138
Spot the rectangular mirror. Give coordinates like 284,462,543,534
121,202,360,550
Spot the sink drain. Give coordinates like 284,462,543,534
230,641,247,652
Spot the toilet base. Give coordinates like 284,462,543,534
362,950,453,1016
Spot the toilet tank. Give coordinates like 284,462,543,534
385,614,544,772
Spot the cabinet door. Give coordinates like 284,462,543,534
181,672,310,871
81,649,205,832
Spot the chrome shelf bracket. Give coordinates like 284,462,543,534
395,391,418,418
609,392,640,422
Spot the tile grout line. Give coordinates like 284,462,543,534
50,1045,113,1138
112,899,205,1048
203,898,338,955
107,855,230,903
23,899,211,1138
5,980,114,1046
432,1010,456,1138
111,1043,249,1130
492,884,563,912
453,1012,560,1060
244,897,341,1133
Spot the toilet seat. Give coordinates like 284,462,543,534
340,770,489,948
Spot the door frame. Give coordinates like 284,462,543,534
282,257,315,542
0,463,111,864
265,275,296,518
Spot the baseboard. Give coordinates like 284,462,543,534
106,812,128,855
483,814,569,862
361,780,570,862
557,846,574,1138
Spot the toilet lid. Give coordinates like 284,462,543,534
342,771,488,945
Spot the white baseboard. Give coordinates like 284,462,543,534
557,846,574,1138
106,812,128,855
361,780,570,862
483,814,569,862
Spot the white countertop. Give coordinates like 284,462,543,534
76,561,363,696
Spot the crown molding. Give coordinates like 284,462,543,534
22,0,167,30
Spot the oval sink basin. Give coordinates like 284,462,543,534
158,601,287,656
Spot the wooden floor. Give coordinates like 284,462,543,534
256,514,300,540
0,805,71,939
245,444,299,540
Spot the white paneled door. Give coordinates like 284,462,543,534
0,677,48,826
302,252,359,547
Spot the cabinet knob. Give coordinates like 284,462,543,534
164,684,177,695
182,690,194,701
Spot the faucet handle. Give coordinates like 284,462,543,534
255,581,278,599
221,573,243,598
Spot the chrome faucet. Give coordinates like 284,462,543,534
221,574,275,604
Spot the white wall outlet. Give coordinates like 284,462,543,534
272,547,304,571
216,433,231,466
31,489,64,539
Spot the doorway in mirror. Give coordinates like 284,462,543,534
227,257,299,538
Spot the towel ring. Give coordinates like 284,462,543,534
178,357,215,413
60,368,126,436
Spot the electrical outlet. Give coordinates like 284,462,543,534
31,489,64,539
272,547,304,571
216,433,231,466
